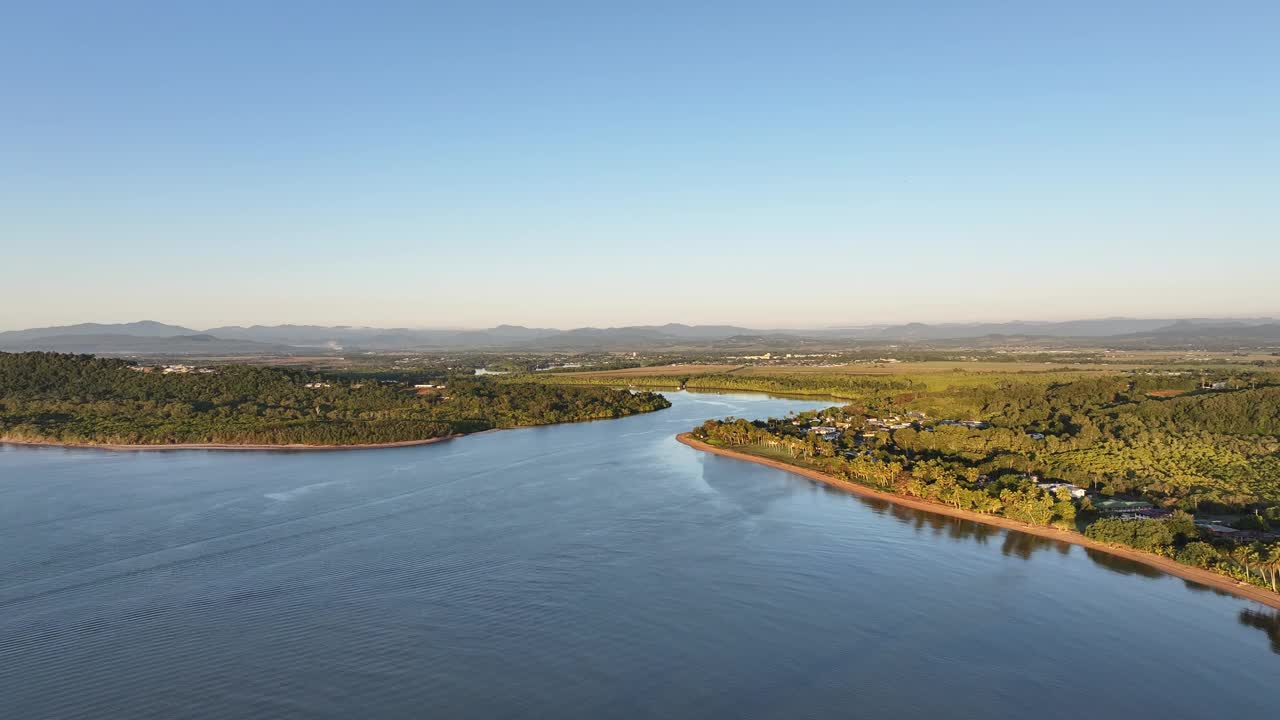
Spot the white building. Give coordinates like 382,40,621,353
1037,482,1086,499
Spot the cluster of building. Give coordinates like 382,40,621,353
129,364,215,374
808,426,842,441
798,411,1002,440
866,414,918,431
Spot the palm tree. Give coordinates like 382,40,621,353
1230,545,1256,581
1262,543,1280,593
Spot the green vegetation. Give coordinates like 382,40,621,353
545,367,1280,510
686,369,1280,595
0,352,671,446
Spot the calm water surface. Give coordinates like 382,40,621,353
1,391,1276,718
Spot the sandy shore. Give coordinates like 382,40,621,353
677,433,1280,610
0,434,465,452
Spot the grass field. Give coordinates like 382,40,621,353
549,364,741,377
731,361,1115,375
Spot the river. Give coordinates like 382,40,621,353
1,391,1276,718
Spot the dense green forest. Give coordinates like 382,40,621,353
0,353,671,446
688,371,1280,594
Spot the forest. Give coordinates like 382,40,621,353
687,370,1280,594
0,352,671,446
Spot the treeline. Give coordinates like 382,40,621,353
0,352,671,446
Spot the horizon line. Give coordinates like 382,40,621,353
4,313,1280,335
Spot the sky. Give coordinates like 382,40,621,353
2,1,1278,331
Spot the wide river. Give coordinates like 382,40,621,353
1,391,1276,718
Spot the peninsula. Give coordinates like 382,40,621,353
0,352,671,449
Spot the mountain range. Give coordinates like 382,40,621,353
1,318,1277,354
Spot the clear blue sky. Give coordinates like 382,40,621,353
3,1,1277,330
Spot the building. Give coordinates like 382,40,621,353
1092,499,1155,515
1036,482,1087,499
938,419,990,429
808,426,840,441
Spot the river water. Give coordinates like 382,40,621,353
1,391,1276,718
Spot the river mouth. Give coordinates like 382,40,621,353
1,391,1275,718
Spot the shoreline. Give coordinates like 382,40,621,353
0,399,672,454
676,433,1280,611
0,434,467,453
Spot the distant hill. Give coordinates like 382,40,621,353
204,323,763,350
1109,322,1280,347
867,318,1182,340
3,317,1277,353
0,321,198,343
0,332,297,355
204,324,566,349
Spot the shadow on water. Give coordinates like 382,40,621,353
1082,548,1165,578
851,492,1077,561
1180,578,1238,599
1239,609,1280,655
848,488,1216,580
1002,531,1073,560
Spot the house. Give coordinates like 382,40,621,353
937,419,988,429
304,382,332,389
1036,482,1086,499
808,426,840,441
1027,432,1045,441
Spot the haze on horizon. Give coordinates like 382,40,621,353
3,2,1277,332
